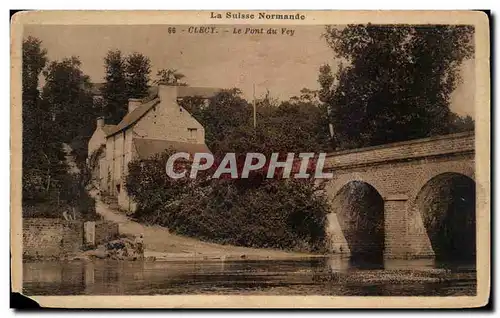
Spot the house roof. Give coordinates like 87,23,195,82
101,124,117,135
105,86,222,137
133,138,211,159
106,97,161,136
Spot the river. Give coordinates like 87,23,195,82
23,257,476,296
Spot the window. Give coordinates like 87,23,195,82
188,128,197,140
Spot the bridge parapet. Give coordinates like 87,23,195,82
325,131,474,169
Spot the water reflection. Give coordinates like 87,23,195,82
23,257,476,296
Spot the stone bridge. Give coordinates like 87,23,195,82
322,131,475,260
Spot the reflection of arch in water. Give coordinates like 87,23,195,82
327,181,385,261
412,173,476,262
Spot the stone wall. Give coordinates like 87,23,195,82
23,218,119,258
95,221,119,245
23,218,83,258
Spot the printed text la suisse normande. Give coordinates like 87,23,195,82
210,12,306,20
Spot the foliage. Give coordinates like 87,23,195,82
22,37,98,220
22,36,66,203
168,178,327,251
126,152,328,252
125,53,151,98
87,145,105,173
83,144,106,189
190,88,252,154
58,172,97,220
179,89,332,155
154,68,187,86
257,100,332,154
22,36,47,106
102,50,128,124
128,87,334,251
321,24,475,149
125,149,193,214
41,56,101,174
449,114,475,133
41,57,98,144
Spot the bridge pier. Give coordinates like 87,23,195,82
383,195,409,259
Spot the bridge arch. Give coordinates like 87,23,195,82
324,174,387,203
407,165,475,206
407,172,476,261
326,179,385,261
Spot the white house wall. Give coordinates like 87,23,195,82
133,88,205,144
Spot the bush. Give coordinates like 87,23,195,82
58,173,98,220
125,149,193,218
22,202,72,218
126,152,329,252
22,167,98,221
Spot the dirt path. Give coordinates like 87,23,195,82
94,194,318,261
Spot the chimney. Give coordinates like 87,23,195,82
128,98,143,113
96,117,105,128
157,84,178,105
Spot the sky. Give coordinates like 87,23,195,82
24,24,475,117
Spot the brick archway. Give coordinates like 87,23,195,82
407,165,475,207
323,132,475,259
326,180,385,260
406,172,476,261
324,175,386,203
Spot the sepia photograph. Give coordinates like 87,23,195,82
10,10,490,308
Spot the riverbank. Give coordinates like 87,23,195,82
93,193,322,261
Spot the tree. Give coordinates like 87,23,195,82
102,50,128,124
22,36,49,159
321,24,475,149
125,53,151,99
42,57,95,142
180,88,332,155
290,88,319,104
22,37,47,153
22,36,47,107
449,114,475,133
154,68,187,86
22,37,64,202
22,39,97,218
41,56,100,174
262,99,332,153
191,88,251,154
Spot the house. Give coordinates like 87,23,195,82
88,84,219,212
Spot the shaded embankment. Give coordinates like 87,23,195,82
94,193,319,261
